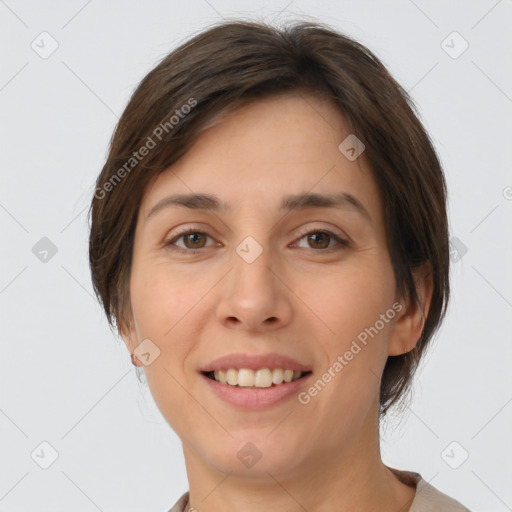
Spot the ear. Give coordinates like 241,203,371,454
119,316,143,367
388,262,434,356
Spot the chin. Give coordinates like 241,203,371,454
198,435,305,478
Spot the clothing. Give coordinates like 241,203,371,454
167,467,471,511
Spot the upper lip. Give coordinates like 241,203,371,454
200,352,312,372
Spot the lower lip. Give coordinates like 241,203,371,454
200,373,312,410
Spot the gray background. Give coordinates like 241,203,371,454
1,0,511,510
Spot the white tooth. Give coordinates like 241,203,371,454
215,368,303,386
238,368,255,387
255,368,273,388
226,368,238,385
272,368,284,384
283,369,294,383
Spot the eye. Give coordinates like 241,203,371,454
164,229,217,251
164,227,350,253
293,228,350,251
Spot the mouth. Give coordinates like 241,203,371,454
199,352,313,408
201,368,313,388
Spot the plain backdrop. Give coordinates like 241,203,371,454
1,1,511,511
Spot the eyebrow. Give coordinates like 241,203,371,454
145,191,372,223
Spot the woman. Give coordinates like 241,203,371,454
89,19,471,511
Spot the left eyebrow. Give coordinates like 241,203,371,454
280,192,372,223
145,191,372,224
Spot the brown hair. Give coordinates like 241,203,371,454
88,19,450,417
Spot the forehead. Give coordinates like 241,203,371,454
140,93,384,226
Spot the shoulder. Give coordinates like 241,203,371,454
388,466,471,511
167,491,190,512
411,478,471,512
166,476,473,512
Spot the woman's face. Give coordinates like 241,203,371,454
122,93,415,478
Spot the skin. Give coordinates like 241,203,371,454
121,93,433,512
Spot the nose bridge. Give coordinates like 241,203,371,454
232,233,276,301
230,208,275,283
215,231,293,330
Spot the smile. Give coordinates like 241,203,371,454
201,369,313,410
203,368,312,388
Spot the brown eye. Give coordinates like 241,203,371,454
165,229,216,252
306,232,331,249
295,229,349,251
182,232,208,249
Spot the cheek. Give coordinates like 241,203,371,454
296,260,396,343
296,261,396,408
128,264,205,436
128,262,203,382
130,260,194,334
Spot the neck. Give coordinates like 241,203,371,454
181,400,416,512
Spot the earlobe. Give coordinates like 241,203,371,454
388,263,433,356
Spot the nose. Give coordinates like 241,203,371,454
215,242,293,333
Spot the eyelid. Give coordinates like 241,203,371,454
164,223,351,252
291,225,350,250
164,224,218,249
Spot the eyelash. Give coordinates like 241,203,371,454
164,226,350,254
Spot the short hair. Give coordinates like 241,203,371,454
88,19,450,417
